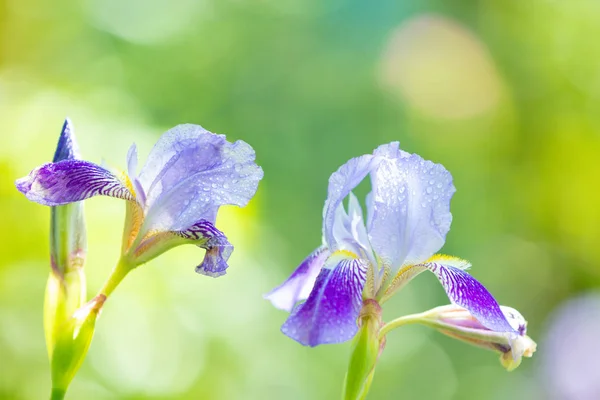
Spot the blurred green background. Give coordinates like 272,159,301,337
1,0,599,399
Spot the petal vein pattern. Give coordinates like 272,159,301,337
281,255,368,347
265,247,330,312
16,160,134,206
425,261,516,333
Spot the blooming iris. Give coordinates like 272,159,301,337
16,123,263,278
266,142,533,366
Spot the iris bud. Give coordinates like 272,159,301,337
421,304,536,371
50,295,104,397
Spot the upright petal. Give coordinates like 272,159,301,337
281,252,368,347
264,247,330,312
139,124,263,232
53,119,81,162
323,153,380,249
126,143,146,206
368,143,455,269
16,160,134,206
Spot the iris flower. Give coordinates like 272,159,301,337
16,123,263,283
266,142,534,368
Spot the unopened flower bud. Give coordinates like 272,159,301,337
51,295,105,395
423,304,536,371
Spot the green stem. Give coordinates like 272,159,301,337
98,258,132,298
378,312,431,339
50,388,66,400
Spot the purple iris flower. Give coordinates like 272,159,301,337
16,123,263,276
266,142,519,347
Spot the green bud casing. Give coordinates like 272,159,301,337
51,295,104,392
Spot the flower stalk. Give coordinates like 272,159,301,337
343,300,385,400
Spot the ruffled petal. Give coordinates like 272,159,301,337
53,118,81,162
16,160,134,206
139,124,263,232
322,153,380,250
281,253,368,346
424,256,515,333
368,142,455,269
264,247,330,312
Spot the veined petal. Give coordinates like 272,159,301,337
281,252,368,347
368,142,455,269
130,218,233,277
139,124,263,232
16,160,134,206
423,255,515,333
323,153,380,250
264,247,330,312
53,119,80,162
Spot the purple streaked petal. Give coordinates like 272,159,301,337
53,118,81,162
322,153,380,250
138,124,263,232
368,142,455,269
281,254,368,346
176,219,233,277
264,247,330,312
15,160,134,206
424,260,516,333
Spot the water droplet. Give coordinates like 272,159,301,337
223,183,230,189
211,183,217,188
426,187,433,194
436,183,443,189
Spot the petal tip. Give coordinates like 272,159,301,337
53,118,81,162
195,238,233,278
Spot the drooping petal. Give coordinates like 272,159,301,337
322,153,380,250
264,247,330,312
53,119,81,162
130,218,233,277
368,142,455,269
16,160,134,206
423,256,516,333
281,252,368,347
138,124,263,232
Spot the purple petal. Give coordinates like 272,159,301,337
368,142,455,269
264,247,330,312
176,219,233,277
16,160,134,206
53,118,81,162
281,254,368,346
323,153,381,250
425,261,516,333
138,124,263,232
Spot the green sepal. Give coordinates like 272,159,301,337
50,295,105,393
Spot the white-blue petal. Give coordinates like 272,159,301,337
138,124,263,232
368,144,455,269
